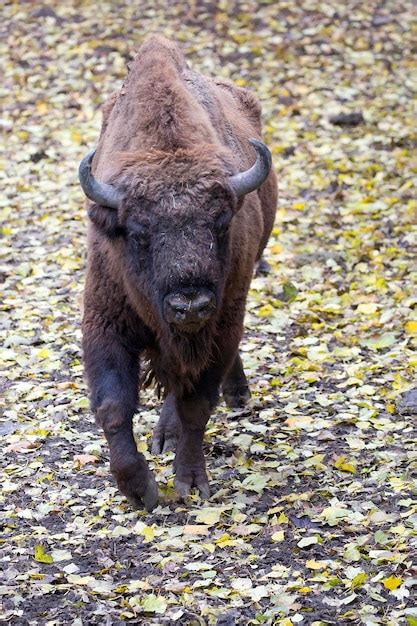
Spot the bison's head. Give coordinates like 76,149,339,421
79,142,271,337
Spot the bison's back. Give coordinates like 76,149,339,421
94,35,277,264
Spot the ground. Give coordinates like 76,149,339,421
1,1,416,625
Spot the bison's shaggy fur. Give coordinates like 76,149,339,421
81,35,277,510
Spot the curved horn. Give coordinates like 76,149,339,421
78,150,123,210
228,139,272,197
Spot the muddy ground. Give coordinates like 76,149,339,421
1,2,416,624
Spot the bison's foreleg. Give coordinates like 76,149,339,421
174,389,213,500
173,351,238,499
83,333,158,511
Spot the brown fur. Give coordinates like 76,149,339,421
81,35,277,510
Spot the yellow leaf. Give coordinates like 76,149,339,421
299,586,313,593
271,530,285,542
405,321,417,335
138,594,167,614
334,456,356,473
136,440,147,454
36,101,49,115
70,128,82,144
383,575,402,590
357,302,378,315
292,202,305,211
67,574,94,585
133,521,155,542
37,348,50,360
306,559,327,570
142,525,155,543
34,545,53,564
27,428,49,437
363,332,397,350
277,512,289,524
351,572,367,588
215,533,239,548
195,507,222,526
201,543,216,553
257,304,273,317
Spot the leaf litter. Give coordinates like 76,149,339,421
0,1,416,625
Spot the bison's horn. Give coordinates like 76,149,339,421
228,139,272,197
78,150,123,209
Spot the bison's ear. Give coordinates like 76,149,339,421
87,203,123,238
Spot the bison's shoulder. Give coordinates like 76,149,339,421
212,77,262,132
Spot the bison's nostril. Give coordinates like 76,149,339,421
189,292,216,318
163,289,216,330
174,309,186,321
195,303,213,320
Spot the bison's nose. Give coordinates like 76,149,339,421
163,289,216,332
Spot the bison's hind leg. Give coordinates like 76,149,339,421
152,393,180,454
255,256,271,276
222,353,251,408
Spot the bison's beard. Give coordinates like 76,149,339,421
170,320,217,371
143,318,218,396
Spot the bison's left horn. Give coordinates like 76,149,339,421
228,139,272,197
78,150,123,209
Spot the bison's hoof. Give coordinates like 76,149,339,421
151,427,178,454
112,455,159,512
174,467,211,500
124,472,159,512
223,386,251,409
141,473,159,512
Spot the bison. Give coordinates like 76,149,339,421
78,35,277,511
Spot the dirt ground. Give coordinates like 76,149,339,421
1,1,416,624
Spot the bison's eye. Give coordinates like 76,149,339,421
215,209,233,237
128,225,149,247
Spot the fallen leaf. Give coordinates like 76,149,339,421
73,454,98,468
34,545,53,564
383,576,402,591
183,525,210,536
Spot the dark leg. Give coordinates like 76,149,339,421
174,385,214,499
83,334,158,511
173,348,238,498
255,256,271,276
222,353,251,408
151,392,180,454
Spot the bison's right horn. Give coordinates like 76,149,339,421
228,139,272,198
78,150,123,210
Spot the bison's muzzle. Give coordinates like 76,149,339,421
163,288,216,333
